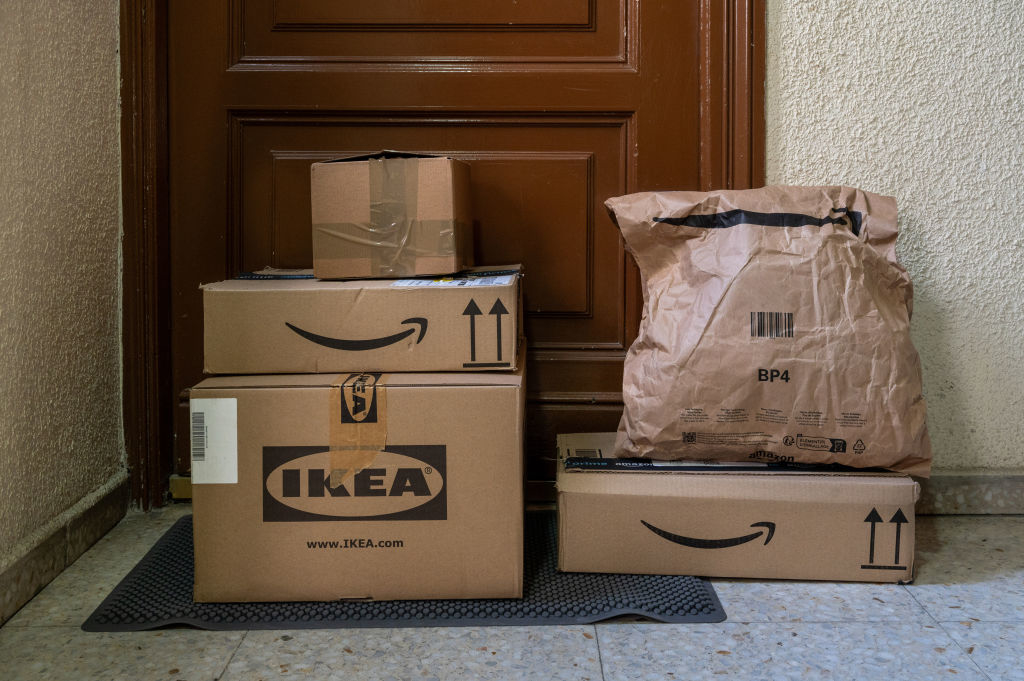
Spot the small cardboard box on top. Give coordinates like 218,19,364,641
311,151,473,280
189,354,525,602
557,433,918,583
202,265,521,374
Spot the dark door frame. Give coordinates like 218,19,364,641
119,0,765,509
121,0,170,509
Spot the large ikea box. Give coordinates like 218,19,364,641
190,361,525,602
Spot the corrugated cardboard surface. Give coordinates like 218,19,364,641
202,266,521,374
311,153,473,280
190,359,525,602
557,433,918,583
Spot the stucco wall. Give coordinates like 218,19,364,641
0,1,124,573
766,1,1024,471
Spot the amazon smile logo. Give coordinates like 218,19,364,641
285,317,427,351
641,520,776,549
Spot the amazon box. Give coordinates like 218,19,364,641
557,433,918,583
189,359,525,602
202,265,521,374
311,151,473,280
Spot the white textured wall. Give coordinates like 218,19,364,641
766,1,1024,471
0,1,124,571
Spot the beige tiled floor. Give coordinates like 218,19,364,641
2,506,1022,681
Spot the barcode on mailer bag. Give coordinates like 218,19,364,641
191,410,207,461
750,311,794,338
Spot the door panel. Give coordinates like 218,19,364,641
233,115,631,347
236,0,625,64
271,1,592,27
169,1,704,496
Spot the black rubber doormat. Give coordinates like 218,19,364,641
82,512,724,631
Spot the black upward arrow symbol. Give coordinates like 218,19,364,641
890,509,909,565
489,299,508,362
864,508,883,564
463,299,482,361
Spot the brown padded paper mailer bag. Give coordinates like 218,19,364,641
605,186,932,476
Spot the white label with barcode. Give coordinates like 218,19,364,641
392,274,515,288
190,398,238,484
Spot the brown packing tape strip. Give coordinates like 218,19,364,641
328,375,388,489
369,157,417,276
312,218,464,278
313,219,459,255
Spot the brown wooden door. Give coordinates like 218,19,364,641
164,0,763,499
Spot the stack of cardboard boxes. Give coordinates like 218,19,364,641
188,152,919,606
189,152,527,602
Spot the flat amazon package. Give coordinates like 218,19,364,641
557,433,918,583
189,359,525,602
311,151,473,280
202,266,521,374
604,186,932,476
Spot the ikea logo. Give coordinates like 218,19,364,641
262,445,446,522
340,373,381,424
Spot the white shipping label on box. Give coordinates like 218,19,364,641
190,398,238,484
392,275,516,288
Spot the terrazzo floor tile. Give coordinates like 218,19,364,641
5,508,1024,681
711,579,931,623
596,621,989,681
5,504,193,628
0,625,244,681
907,516,1024,621
942,621,1024,681
221,626,602,681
